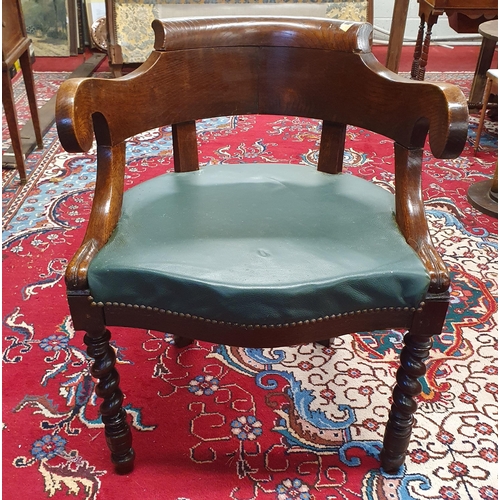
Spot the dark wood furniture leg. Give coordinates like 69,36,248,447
85,326,135,473
2,69,27,183
414,14,439,81
411,16,426,80
380,294,449,472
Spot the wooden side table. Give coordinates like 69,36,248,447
2,0,43,183
468,68,498,218
469,20,498,109
386,0,497,78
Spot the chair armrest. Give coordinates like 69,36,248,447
358,54,469,159
65,143,126,290
394,144,449,294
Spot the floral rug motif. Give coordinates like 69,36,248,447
2,72,498,500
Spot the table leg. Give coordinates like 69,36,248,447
414,14,439,81
19,49,43,148
386,0,410,73
2,69,27,183
469,37,497,108
411,16,426,79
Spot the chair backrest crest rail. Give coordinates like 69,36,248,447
56,17,468,161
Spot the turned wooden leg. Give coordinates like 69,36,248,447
85,328,135,473
416,16,438,81
380,331,432,472
411,16,425,80
380,296,448,472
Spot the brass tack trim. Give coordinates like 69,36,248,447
94,300,417,327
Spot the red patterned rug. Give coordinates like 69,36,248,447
2,71,498,500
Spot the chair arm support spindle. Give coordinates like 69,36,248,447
65,143,126,290
394,143,449,294
172,121,199,172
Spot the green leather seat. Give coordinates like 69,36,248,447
88,163,430,326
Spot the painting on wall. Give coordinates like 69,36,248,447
21,0,70,56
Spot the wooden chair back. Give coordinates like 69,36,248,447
57,17,467,164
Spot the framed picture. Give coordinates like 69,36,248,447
21,0,70,56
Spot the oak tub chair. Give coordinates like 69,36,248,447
55,16,468,474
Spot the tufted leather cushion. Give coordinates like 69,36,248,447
88,164,430,325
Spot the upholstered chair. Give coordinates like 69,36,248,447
56,17,468,474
